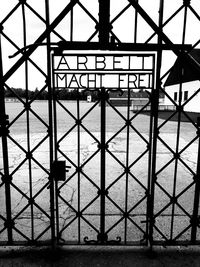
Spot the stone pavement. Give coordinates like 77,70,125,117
0,131,199,244
1,245,200,267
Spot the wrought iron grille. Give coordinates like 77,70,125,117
0,0,200,247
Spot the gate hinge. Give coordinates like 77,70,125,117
0,114,9,137
51,161,71,181
0,126,10,137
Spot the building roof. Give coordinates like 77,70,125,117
164,49,200,86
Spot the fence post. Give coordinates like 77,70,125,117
0,28,13,244
98,0,111,47
191,117,200,242
148,0,164,250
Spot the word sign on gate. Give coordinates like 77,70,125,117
53,53,155,90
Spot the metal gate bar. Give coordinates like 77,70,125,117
191,118,200,242
45,0,55,246
0,37,12,244
99,87,106,244
148,0,164,247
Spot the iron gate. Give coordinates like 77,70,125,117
0,0,200,247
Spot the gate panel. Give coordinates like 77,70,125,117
149,0,200,246
53,93,101,244
0,90,54,245
151,77,200,245
53,52,155,244
0,1,54,245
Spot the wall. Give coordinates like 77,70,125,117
164,80,200,113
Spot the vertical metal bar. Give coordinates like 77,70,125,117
182,4,188,44
45,0,55,247
70,0,74,41
98,0,110,46
134,0,138,43
0,34,13,244
170,73,182,241
146,55,156,246
52,55,60,243
124,87,131,244
99,87,106,243
149,0,164,248
191,118,200,242
77,89,81,244
22,2,35,242
170,2,188,241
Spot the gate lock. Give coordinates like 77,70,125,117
52,160,71,181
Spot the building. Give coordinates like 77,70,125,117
164,49,200,113
109,90,164,111
109,90,149,107
5,97,22,103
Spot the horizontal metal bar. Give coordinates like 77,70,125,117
54,41,192,53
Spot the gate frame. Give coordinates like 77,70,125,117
51,51,157,246
0,0,200,247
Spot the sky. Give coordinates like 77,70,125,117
0,0,200,91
